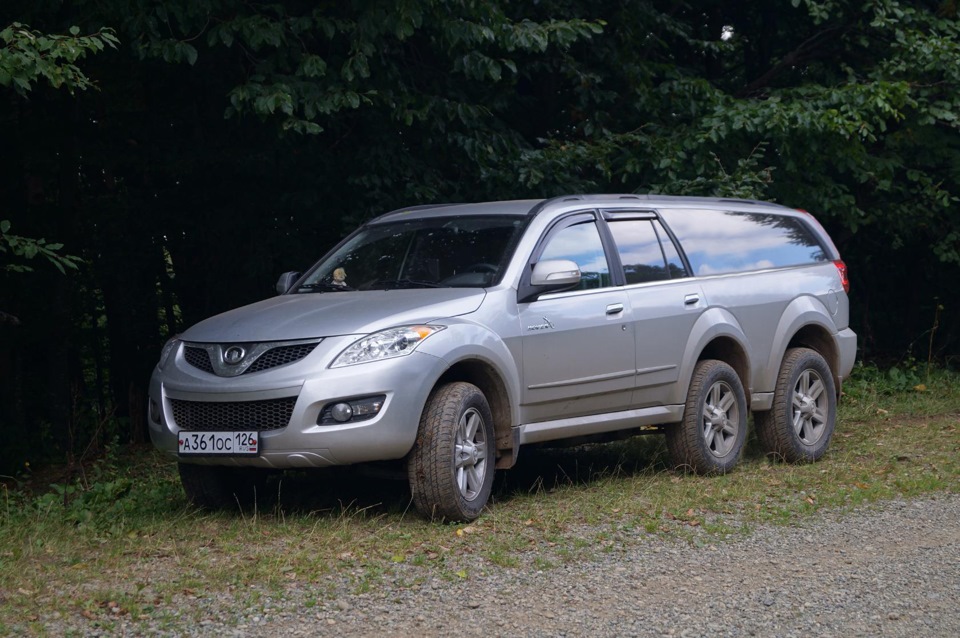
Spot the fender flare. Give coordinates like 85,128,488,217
668,307,750,405
760,295,840,393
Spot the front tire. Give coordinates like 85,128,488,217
178,463,269,510
755,347,837,463
407,382,495,522
667,359,747,474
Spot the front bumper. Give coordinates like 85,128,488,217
147,336,446,468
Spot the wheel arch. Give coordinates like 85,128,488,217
416,320,523,467
698,337,751,406
763,295,843,398
436,358,517,469
786,325,841,397
670,308,752,407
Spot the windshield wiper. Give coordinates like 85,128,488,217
296,282,353,293
366,278,443,290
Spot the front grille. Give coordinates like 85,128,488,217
182,342,318,376
184,346,214,373
246,343,318,373
170,397,297,432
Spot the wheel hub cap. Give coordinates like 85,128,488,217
792,370,827,445
458,441,479,465
702,381,739,457
454,407,487,501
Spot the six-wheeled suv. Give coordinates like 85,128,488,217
149,194,856,521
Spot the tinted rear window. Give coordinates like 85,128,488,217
659,209,828,276
608,219,689,283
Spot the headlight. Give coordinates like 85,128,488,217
331,325,445,368
158,336,181,370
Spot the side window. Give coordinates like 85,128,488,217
539,220,612,290
660,209,829,276
608,219,690,284
654,220,690,279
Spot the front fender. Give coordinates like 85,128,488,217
417,320,522,427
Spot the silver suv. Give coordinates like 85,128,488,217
149,195,856,521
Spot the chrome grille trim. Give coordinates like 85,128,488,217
181,339,321,377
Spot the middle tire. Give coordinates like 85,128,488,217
407,381,496,522
667,359,747,474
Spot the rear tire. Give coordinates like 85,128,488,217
407,382,495,522
667,359,747,474
755,347,836,463
178,463,269,510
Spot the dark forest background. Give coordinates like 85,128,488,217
2,0,958,474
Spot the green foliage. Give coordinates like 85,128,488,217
7,446,183,534
0,22,119,95
847,360,923,395
1,0,959,474
510,1,959,258
119,1,603,137
0,220,81,274
0,21,107,281
34,478,133,527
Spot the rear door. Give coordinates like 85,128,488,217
604,213,706,408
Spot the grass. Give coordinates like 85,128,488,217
1,364,958,634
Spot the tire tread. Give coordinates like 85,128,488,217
755,347,836,463
407,382,493,522
666,359,747,474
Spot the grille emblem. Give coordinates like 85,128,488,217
223,346,246,365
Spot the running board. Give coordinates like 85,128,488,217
519,405,684,445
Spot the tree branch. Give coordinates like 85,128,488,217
738,25,846,97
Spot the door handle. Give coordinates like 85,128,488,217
606,303,624,315
684,294,700,306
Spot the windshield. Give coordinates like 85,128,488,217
296,215,526,292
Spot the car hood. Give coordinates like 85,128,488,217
182,289,487,343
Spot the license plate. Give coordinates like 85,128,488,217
178,432,260,456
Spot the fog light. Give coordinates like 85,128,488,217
330,403,353,422
319,395,386,425
352,396,384,417
149,399,161,423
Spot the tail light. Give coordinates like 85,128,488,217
833,259,849,294
796,208,850,294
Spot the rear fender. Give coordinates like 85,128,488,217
762,295,841,393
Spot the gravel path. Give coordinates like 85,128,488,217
216,494,959,638
38,494,960,637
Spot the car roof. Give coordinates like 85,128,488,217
367,194,794,225
368,200,543,224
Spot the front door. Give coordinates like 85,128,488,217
519,215,635,423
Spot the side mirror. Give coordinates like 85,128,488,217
276,271,301,294
518,259,581,303
530,259,581,287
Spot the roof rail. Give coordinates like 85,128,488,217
716,197,778,207
525,194,585,217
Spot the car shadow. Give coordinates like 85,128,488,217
259,434,691,520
